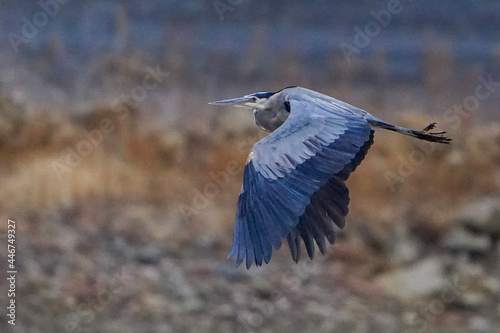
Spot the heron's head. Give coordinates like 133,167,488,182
210,87,297,132
209,91,275,110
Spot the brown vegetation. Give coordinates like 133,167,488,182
0,85,499,332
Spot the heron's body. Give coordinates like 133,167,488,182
210,86,450,268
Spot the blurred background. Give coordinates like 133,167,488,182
0,1,499,332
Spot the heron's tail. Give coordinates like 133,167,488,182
367,119,452,144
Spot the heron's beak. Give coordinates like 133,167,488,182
208,96,256,108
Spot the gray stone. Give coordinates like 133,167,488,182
376,257,445,300
441,227,491,254
468,316,494,332
160,259,203,311
135,244,163,265
460,291,489,308
458,198,500,236
391,225,421,265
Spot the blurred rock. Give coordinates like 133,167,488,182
376,257,445,300
110,236,129,255
392,238,421,265
140,292,169,316
135,243,163,265
445,261,499,310
218,265,246,282
468,316,494,332
484,276,500,294
441,227,491,254
160,259,203,311
391,225,422,265
458,198,500,236
193,235,217,251
460,291,489,309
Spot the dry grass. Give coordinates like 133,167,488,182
0,94,498,333
1,101,499,243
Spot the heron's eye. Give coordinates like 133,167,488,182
284,101,291,112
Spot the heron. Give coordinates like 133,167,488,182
210,86,451,268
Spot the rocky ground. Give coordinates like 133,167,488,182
0,101,499,332
0,195,498,333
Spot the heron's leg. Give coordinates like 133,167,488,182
367,119,451,143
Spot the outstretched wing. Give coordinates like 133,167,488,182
229,93,373,268
287,131,374,262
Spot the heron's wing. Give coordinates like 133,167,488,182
288,131,374,262
229,96,373,268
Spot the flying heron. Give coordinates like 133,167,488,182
210,86,451,268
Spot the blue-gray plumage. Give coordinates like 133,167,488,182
210,86,451,268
